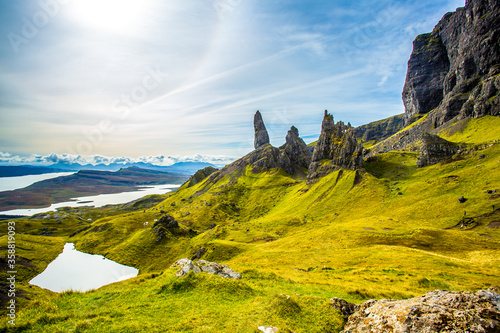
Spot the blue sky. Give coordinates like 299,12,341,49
0,0,465,165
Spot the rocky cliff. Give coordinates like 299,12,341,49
355,113,405,143
206,111,312,184
403,0,500,126
308,111,364,181
370,0,499,156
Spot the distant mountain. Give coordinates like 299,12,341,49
0,161,218,177
0,165,68,177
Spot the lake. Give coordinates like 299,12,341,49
0,172,75,192
0,183,180,216
29,243,139,292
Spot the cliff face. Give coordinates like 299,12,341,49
371,0,499,156
403,0,500,126
355,114,405,143
308,111,364,182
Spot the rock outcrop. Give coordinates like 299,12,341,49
370,0,499,156
335,288,500,333
151,214,180,242
279,126,312,175
206,111,312,183
308,111,364,181
403,0,500,127
355,114,405,143
254,110,270,149
185,166,218,188
170,258,242,279
417,133,462,167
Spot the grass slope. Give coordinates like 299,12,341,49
1,117,499,332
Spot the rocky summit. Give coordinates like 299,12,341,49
369,0,500,155
308,111,364,181
254,110,270,149
403,0,500,126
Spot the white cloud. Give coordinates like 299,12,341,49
0,152,235,167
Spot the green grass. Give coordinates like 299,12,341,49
1,117,499,332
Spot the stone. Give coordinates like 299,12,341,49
170,258,242,279
254,110,270,149
206,112,313,182
340,289,500,333
258,326,279,333
190,248,206,261
330,297,360,321
151,214,180,242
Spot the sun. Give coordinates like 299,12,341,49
69,0,151,33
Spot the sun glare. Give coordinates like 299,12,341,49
69,0,151,33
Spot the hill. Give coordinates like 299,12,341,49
0,0,499,332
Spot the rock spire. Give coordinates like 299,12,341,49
254,110,270,149
308,110,364,181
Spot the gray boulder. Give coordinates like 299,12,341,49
338,288,500,333
170,258,242,279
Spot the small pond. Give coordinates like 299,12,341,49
29,243,139,292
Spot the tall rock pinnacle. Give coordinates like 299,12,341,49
254,110,270,149
308,110,364,182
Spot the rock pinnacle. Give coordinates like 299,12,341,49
254,110,270,149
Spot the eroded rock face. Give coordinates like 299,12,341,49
403,33,450,124
185,166,218,188
355,114,405,143
402,0,500,126
308,111,364,181
151,215,179,242
254,110,270,149
339,289,500,333
170,258,242,279
279,126,312,175
417,133,462,167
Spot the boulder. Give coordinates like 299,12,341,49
151,215,180,242
338,289,500,333
330,297,360,321
170,258,242,279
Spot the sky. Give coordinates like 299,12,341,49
0,0,465,166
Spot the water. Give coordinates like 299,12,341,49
29,243,139,292
0,183,180,216
0,172,75,192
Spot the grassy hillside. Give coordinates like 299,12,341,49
1,117,499,332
